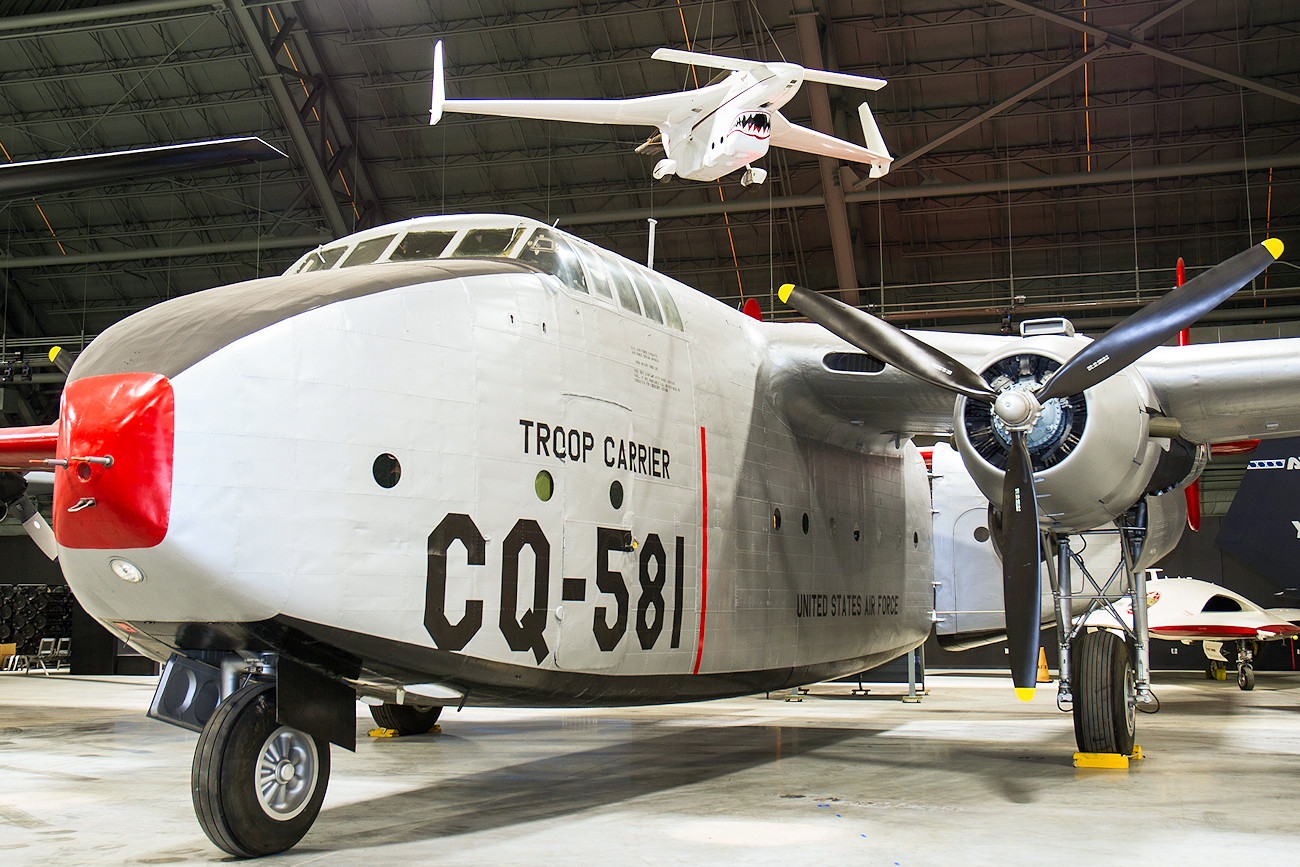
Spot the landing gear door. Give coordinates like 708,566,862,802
555,395,634,671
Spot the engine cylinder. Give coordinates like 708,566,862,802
952,335,1165,533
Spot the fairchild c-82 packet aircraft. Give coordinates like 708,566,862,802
0,207,1291,856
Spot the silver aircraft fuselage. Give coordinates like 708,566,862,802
54,215,935,705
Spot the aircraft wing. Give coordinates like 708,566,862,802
438,91,701,128
1136,339,1300,442
768,325,1014,439
770,112,891,175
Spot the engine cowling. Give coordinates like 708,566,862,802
952,335,1168,533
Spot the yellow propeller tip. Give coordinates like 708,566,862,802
48,346,62,362
1014,687,1036,702
1263,238,1284,259
777,283,794,304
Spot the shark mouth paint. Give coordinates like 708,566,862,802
731,111,771,139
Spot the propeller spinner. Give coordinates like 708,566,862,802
778,237,1283,697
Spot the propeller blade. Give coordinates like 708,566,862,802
1001,430,1041,699
778,283,996,401
10,495,57,560
1040,239,1283,401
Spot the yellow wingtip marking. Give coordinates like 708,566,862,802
48,346,62,363
778,283,794,304
1014,687,1035,702
1263,237,1284,259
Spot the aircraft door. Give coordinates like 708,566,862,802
555,395,635,671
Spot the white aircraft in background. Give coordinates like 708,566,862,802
0,201,1290,857
1084,573,1300,690
428,41,892,186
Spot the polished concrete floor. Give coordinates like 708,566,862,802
1,669,1298,865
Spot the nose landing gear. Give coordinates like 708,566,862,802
192,681,330,858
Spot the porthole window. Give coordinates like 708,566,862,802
853,524,861,542
772,508,782,531
372,453,401,488
535,470,554,502
609,480,624,509
802,513,810,535
974,526,990,543
913,531,920,547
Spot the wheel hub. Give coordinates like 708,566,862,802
256,726,318,820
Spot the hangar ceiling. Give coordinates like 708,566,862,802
0,0,1298,430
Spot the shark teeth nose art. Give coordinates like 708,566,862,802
733,111,771,137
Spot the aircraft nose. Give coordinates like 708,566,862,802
54,372,175,549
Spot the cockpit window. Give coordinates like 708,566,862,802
390,230,455,262
296,245,346,273
518,229,589,293
651,276,684,330
627,267,664,324
575,244,615,300
603,256,643,314
453,227,523,257
341,235,396,267
1201,595,1244,613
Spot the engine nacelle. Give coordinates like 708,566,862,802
952,335,1169,533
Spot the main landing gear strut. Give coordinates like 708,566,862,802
1046,506,1153,755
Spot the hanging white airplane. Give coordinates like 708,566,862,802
0,207,1292,857
428,41,892,186
1083,572,1300,690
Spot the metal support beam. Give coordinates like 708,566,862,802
554,154,1300,227
289,28,385,226
873,47,1108,180
793,9,860,306
996,0,1300,108
0,0,220,34
224,0,349,238
0,235,326,270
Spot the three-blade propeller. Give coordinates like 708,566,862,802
778,238,1283,697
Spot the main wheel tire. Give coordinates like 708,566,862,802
369,702,442,736
1071,629,1136,755
1238,665,1255,691
192,681,330,858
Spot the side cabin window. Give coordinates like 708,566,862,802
296,245,346,273
454,227,523,257
517,229,589,293
341,235,396,267
390,230,456,262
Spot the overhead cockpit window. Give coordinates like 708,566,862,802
604,257,643,315
627,268,664,324
655,280,684,331
296,246,346,273
454,227,523,257
390,230,456,262
341,235,396,267
518,229,589,293
575,244,615,300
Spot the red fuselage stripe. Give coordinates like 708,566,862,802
693,426,709,674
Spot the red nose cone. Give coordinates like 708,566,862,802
55,373,175,549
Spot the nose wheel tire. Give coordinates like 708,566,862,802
1071,629,1136,755
368,702,442,736
192,680,330,858
1237,664,1255,691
